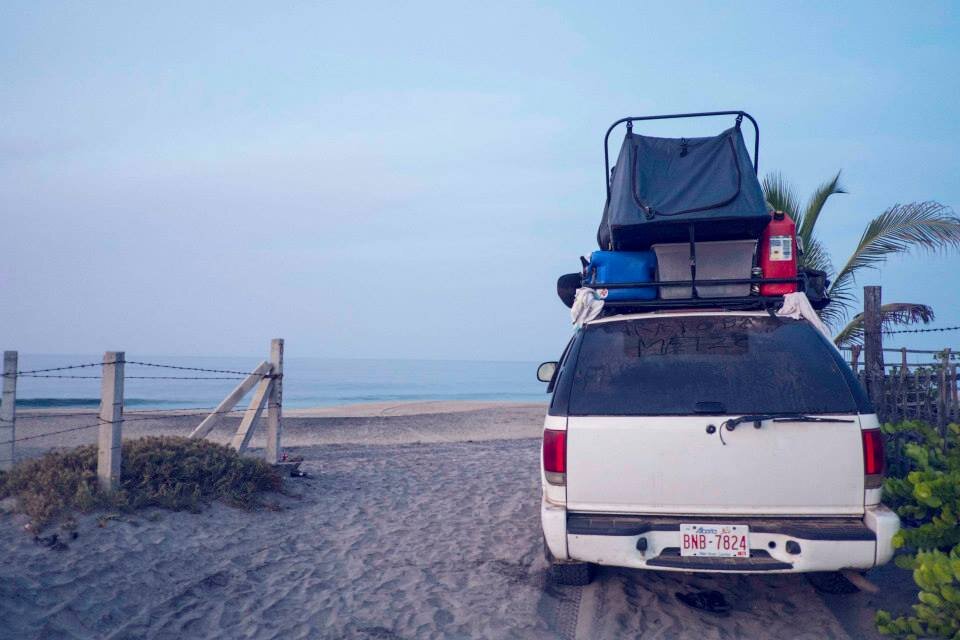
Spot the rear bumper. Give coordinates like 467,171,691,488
542,504,899,573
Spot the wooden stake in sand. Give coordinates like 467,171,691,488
265,338,284,464
1,351,17,471
188,339,285,461
231,376,273,453
97,351,124,491
189,361,271,439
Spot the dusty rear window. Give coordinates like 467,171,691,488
568,316,861,416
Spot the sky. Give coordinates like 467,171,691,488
1,1,958,361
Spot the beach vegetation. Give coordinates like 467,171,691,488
0,436,281,529
876,420,960,639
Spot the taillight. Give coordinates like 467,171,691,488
862,429,885,489
543,429,566,485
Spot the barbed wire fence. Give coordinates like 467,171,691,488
883,325,960,335
838,301,959,427
0,340,285,489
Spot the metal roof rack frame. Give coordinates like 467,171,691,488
592,274,819,314
603,110,760,202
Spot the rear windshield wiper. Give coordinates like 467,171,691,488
771,415,856,424
715,414,855,446
722,414,855,431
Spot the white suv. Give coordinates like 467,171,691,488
537,310,899,586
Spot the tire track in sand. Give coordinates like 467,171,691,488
572,567,856,639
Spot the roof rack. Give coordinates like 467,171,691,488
602,297,785,315
596,275,802,314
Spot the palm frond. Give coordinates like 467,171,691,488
822,279,860,329
798,235,834,274
828,201,960,324
804,234,847,328
761,172,800,221
833,302,936,347
799,171,845,243
818,298,850,331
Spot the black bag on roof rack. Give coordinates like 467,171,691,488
598,113,771,250
800,268,831,310
556,272,581,308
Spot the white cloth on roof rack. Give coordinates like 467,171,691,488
571,288,605,327
777,292,831,339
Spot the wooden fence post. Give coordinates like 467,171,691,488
863,286,885,421
898,348,908,422
951,361,959,424
1,351,17,471
939,348,951,444
265,338,284,464
97,351,124,491
851,345,861,374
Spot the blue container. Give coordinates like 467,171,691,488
585,251,657,301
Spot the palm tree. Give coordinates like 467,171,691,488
761,172,960,346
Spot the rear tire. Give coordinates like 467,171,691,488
806,571,860,594
543,536,595,586
548,561,596,586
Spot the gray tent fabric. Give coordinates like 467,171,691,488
598,126,770,250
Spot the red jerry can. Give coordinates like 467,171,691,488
759,210,798,296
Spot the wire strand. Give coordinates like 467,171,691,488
16,374,247,380
118,408,249,423
884,325,960,335
4,362,103,376
6,360,266,378
0,422,102,445
14,404,257,420
0,406,252,447
10,411,97,420
123,360,265,376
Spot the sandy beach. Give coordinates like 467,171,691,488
0,402,914,639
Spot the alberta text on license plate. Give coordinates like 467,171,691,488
680,524,750,558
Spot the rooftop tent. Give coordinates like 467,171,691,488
597,119,770,250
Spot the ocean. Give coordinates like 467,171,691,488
12,354,547,410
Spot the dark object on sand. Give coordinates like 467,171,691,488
34,533,68,551
675,590,731,616
806,571,860,594
557,273,581,308
274,459,306,478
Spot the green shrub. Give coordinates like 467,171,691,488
876,547,960,640
0,436,282,528
882,422,960,555
877,421,960,639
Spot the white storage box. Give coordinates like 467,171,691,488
653,239,757,299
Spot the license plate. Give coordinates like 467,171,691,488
680,524,750,558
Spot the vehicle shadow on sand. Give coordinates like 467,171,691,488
561,565,910,640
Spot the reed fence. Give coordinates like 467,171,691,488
841,345,959,426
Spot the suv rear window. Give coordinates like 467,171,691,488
568,315,863,416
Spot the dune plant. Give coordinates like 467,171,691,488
0,436,281,529
876,421,960,639
875,547,960,640
761,173,960,345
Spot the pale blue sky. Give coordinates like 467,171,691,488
2,1,958,360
